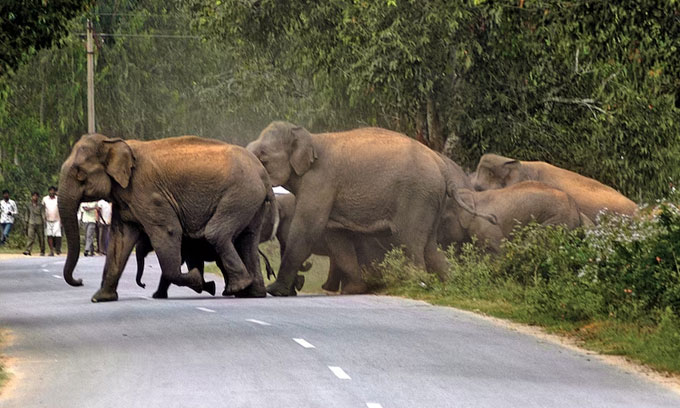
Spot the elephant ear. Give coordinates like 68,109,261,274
103,138,135,188
455,188,477,229
289,126,316,176
480,154,520,181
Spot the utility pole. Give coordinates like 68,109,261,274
86,19,95,134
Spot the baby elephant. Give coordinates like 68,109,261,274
439,181,588,252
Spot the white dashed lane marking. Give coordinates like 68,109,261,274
137,296,152,301
41,268,49,272
328,366,351,380
293,338,316,349
196,307,215,313
51,275,61,279
245,319,271,326
366,403,383,408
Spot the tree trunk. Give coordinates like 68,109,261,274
426,96,445,152
415,104,428,147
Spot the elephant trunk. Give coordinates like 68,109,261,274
58,183,83,286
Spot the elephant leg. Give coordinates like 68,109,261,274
153,276,172,299
234,228,266,298
321,257,342,292
212,239,252,296
145,224,203,294
185,255,215,296
424,233,448,281
268,192,333,296
325,230,367,295
92,221,140,302
214,258,229,293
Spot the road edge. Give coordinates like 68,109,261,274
416,298,680,396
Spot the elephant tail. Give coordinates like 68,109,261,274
265,186,280,242
259,248,276,280
299,261,313,272
135,248,147,289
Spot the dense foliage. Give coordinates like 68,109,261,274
0,0,91,76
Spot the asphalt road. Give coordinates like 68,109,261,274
1,255,679,408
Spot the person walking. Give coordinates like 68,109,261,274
42,186,61,256
24,191,45,256
79,201,98,256
0,189,18,245
96,199,111,255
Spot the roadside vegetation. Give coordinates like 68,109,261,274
373,199,680,374
0,332,8,393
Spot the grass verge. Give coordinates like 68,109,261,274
0,331,8,394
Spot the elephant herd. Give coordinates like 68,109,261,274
58,122,636,301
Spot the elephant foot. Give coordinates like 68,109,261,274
233,282,267,298
184,269,206,294
340,281,368,295
222,275,254,296
203,280,216,296
321,279,340,292
152,290,168,299
91,288,119,303
266,280,297,297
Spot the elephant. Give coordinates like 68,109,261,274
440,181,587,252
58,133,277,302
246,121,476,296
133,193,311,297
471,154,637,222
134,234,218,298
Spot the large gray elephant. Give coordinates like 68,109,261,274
246,121,466,296
58,134,276,302
440,181,586,252
471,154,637,221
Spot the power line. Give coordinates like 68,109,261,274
77,33,201,39
88,13,185,17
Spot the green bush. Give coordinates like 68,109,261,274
377,200,680,326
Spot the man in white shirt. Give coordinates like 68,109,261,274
42,186,61,256
79,201,98,256
0,189,18,245
96,200,112,255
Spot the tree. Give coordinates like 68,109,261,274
0,0,92,76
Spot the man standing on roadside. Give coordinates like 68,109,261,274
24,191,45,256
96,199,111,255
0,189,18,246
79,201,98,256
42,186,61,256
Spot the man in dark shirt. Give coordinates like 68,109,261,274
24,191,45,256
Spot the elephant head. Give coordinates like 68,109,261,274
246,121,317,187
58,133,134,286
472,154,523,191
